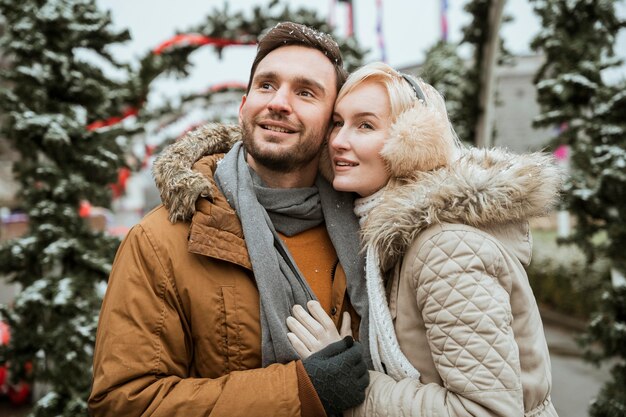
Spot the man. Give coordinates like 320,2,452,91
89,22,369,417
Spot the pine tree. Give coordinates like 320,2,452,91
530,1,626,415
582,284,626,417
0,0,133,415
420,41,472,143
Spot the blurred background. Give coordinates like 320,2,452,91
1,1,625,416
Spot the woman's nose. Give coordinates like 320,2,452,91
329,127,350,151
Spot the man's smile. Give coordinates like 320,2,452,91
261,124,295,133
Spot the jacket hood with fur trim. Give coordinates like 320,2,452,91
152,123,242,223
362,146,565,270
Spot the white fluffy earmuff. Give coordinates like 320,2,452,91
381,102,454,178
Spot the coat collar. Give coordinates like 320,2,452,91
186,155,252,270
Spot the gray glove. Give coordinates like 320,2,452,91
302,336,369,416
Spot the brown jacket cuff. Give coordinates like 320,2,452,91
296,360,327,417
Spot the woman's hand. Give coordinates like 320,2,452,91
287,300,353,359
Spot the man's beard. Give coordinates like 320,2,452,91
241,117,325,173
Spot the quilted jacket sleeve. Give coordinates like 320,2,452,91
88,224,306,417
346,228,524,417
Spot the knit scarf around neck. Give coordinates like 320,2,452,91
250,167,323,236
214,142,371,367
353,186,421,380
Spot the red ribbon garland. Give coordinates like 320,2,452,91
85,109,137,202
86,32,252,201
86,78,246,201
110,167,131,200
153,33,256,55
87,34,252,132
86,107,139,131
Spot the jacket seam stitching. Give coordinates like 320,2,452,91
140,223,186,310
463,387,522,394
137,224,184,374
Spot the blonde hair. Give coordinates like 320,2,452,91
335,62,462,177
337,62,415,121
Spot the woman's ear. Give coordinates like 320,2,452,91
381,105,453,178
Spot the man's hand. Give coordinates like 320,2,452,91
302,336,369,416
287,300,352,359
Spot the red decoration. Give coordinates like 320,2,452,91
0,322,8,396
142,144,157,168
78,200,92,218
554,144,570,161
0,321,32,405
110,167,131,199
0,366,6,394
86,107,139,131
7,381,30,405
0,321,8,346
153,33,256,55
145,144,156,157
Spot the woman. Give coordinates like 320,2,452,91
153,62,562,417
284,62,562,417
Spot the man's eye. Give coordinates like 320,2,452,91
299,90,313,97
260,82,272,90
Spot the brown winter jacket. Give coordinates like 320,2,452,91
88,154,357,417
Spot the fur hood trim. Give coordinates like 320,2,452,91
152,123,242,223
361,147,565,268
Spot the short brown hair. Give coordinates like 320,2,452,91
247,22,347,94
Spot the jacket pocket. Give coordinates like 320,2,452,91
219,285,242,372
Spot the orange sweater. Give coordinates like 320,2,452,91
278,223,338,315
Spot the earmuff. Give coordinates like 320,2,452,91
380,73,455,178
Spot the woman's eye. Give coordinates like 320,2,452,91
360,122,374,129
332,120,343,128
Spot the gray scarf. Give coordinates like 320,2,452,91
214,142,370,367
251,168,324,237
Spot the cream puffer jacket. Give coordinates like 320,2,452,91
347,113,564,416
